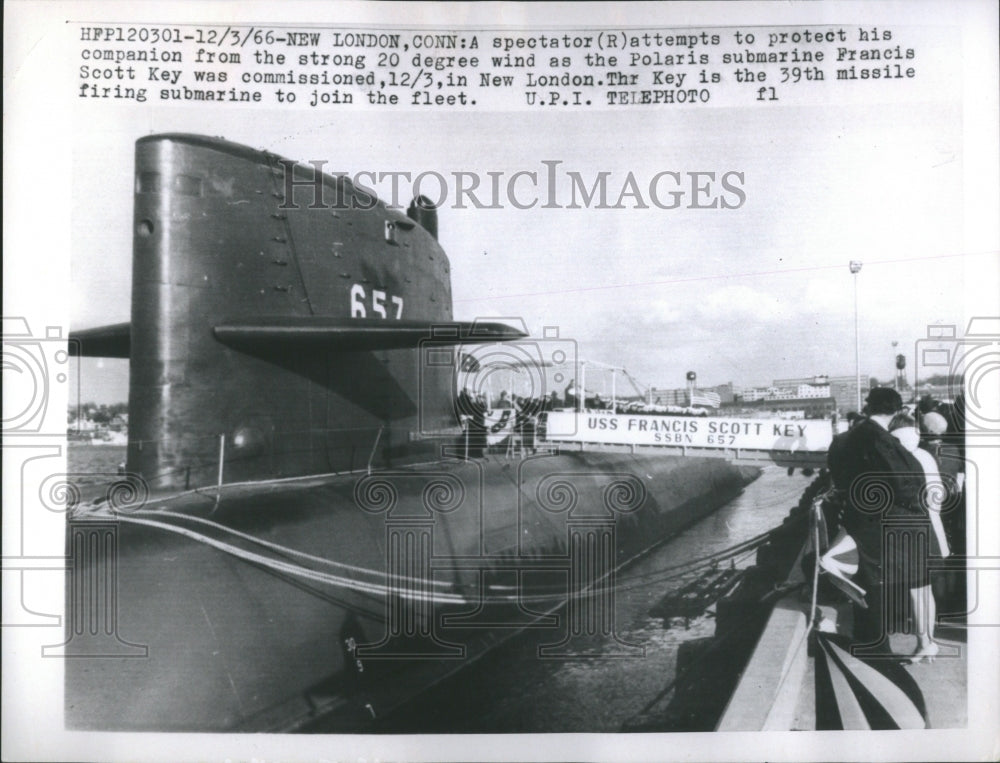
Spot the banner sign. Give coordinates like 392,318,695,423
545,411,834,452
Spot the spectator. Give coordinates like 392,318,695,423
828,411,865,492
835,387,925,654
564,380,578,410
890,413,949,663
456,386,475,422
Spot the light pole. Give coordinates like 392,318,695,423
892,340,899,390
850,261,863,411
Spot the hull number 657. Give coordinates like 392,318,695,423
351,284,404,319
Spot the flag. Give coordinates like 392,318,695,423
689,389,721,408
483,409,515,445
819,529,867,608
815,633,928,729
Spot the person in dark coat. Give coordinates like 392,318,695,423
456,386,475,422
821,411,864,536
828,411,863,492
455,387,487,458
835,387,925,655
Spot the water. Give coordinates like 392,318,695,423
377,464,813,733
67,444,127,484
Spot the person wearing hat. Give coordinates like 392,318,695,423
835,386,926,655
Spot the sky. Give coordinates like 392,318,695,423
67,35,980,405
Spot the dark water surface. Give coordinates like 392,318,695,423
67,444,127,489
376,464,813,733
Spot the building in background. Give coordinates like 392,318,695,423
648,375,865,416
648,382,735,408
772,375,870,414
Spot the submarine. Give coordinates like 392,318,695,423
66,134,758,731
